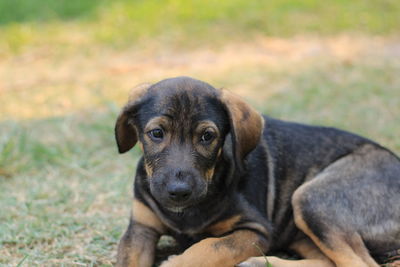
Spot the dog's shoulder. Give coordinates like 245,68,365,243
257,115,378,164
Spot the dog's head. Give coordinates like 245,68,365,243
115,77,263,211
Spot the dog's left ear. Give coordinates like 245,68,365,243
115,83,152,153
220,89,264,172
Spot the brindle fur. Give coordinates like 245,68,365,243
114,77,400,267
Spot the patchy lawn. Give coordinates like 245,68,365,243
1,35,399,266
0,1,399,266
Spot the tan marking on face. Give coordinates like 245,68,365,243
203,148,223,182
217,148,222,158
144,116,171,133
206,215,241,236
205,166,215,181
132,199,165,234
144,160,153,177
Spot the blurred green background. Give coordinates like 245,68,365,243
0,1,399,266
1,0,400,54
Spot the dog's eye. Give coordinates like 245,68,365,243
200,130,215,144
148,128,164,141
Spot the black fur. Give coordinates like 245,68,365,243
115,77,400,266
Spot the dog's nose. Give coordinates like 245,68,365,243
167,182,192,202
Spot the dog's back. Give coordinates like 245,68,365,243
244,116,400,255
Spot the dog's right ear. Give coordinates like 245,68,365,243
115,83,152,153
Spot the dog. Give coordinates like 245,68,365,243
114,76,400,267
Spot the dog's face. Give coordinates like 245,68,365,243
130,81,230,210
115,77,263,211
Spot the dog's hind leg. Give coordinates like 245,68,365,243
291,145,400,267
292,179,380,267
289,237,329,260
294,219,375,267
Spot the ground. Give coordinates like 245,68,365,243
0,1,399,266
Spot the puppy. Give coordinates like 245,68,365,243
114,76,400,267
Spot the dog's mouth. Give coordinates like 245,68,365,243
164,205,187,213
154,198,192,214
154,191,208,214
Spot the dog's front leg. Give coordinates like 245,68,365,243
116,221,159,267
116,199,165,267
160,230,268,267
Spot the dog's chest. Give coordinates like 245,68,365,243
160,209,220,236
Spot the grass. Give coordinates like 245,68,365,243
0,1,400,266
253,243,273,267
0,0,102,24
1,39,399,265
1,0,400,53
0,111,142,265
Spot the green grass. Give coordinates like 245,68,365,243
0,0,103,24
1,0,400,53
262,63,400,151
0,111,143,266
